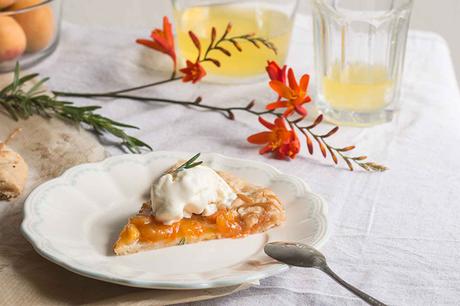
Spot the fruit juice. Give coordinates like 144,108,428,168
174,3,293,78
322,63,394,112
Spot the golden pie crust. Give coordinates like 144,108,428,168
113,171,285,255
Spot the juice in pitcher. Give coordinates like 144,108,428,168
173,1,297,81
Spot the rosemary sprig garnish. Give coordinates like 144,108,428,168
0,64,152,153
169,153,203,176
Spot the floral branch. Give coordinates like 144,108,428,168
0,64,152,153
53,89,386,171
56,19,278,97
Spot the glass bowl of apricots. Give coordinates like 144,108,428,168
0,0,61,72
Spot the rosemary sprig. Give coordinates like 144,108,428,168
169,153,203,176
0,64,152,153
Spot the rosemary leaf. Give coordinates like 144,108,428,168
170,153,202,175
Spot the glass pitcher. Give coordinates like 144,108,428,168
172,0,299,83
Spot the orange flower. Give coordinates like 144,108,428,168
136,16,176,70
180,60,207,83
266,61,287,84
247,117,300,160
266,68,311,117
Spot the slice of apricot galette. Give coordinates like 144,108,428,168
113,154,285,255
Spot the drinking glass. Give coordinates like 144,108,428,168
313,0,413,126
172,0,299,83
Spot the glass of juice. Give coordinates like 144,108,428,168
172,0,298,83
313,0,413,126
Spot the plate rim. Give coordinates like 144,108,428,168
21,151,329,289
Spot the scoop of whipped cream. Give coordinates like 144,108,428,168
150,165,237,225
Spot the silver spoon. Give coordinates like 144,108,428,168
264,242,387,306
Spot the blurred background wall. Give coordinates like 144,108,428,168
63,0,460,83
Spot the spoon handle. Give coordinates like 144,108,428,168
320,264,387,306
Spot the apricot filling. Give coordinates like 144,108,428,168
117,207,250,248
114,170,286,255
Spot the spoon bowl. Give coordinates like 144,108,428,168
264,241,327,268
264,241,387,306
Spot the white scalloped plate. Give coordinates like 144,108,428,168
21,151,328,289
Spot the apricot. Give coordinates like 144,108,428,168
0,16,26,62
9,0,54,53
0,0,15,9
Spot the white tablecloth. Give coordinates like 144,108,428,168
32,14,460,305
